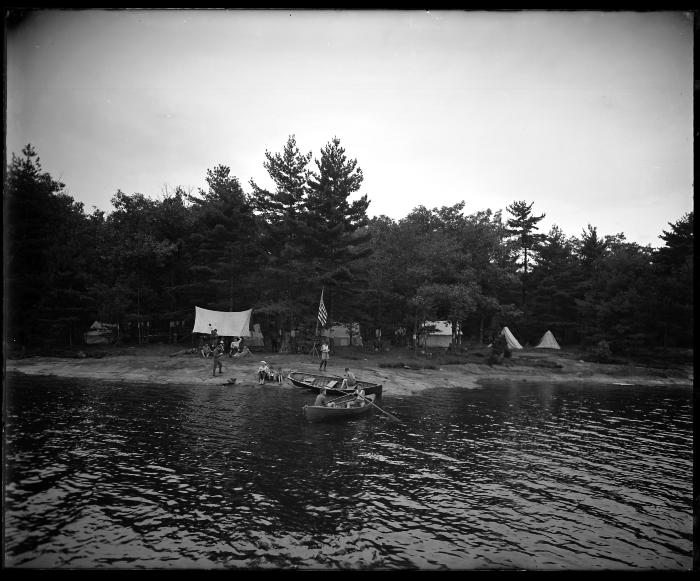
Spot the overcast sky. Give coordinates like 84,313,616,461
6,9,694,247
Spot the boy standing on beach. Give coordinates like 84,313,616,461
212,341,224,376
319,340,330,371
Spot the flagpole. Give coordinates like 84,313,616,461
310,286,324,360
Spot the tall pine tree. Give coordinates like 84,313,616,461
249,135,312,332
304,137,372,324
506,200,546,316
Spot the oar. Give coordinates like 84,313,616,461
326,387,402,423
328,392,354,404
358,394,403,424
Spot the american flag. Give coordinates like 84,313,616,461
317,288,327,327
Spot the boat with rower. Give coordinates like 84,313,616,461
287,371,383,397
303,393,376,422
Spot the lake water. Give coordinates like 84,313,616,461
4,373,694,570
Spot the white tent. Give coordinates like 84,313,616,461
500,326,523,350
321,323,361,347
423,320,453,348
193,306,252,337
535,330,561,349
84,321,118,344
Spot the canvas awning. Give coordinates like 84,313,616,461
193,306,252,337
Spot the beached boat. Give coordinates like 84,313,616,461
303,394,376,422
287,371,383,397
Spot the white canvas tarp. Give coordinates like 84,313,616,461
193,306,252,337
500,326,523,350
535,330,561,349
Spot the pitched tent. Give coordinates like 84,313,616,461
193,306,252,337
500,326,523,350
535,330,561,349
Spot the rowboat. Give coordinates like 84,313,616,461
287,371,383,397
303,394,376,422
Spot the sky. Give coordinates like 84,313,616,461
6,9,694,248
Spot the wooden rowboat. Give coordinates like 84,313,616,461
287,371,383,398
303,394,376,422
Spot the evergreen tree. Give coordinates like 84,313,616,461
105,191,179,342
505,201,546,325
249,135,313,332
505,200,546,277
4,145,93,346
528,225,581,345
304,137,372,324
186,165,262,313
651,212,693,347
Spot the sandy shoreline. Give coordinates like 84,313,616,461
4,346,693,396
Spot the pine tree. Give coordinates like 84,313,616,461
186,165,262,312
5,145,93,346
304,137,372,323
249,135,313,332
506,200,546,317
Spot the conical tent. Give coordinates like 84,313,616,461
535,330,561,349
500,326,523,349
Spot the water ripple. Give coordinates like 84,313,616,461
4,376,693,570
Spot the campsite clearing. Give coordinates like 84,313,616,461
5,344,692,395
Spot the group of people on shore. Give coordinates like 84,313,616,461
199,334,247,359
257,360,283,384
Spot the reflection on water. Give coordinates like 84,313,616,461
4,374,693,570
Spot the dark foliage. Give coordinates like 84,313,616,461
4,143,693,356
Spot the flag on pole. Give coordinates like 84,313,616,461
317,288,327,327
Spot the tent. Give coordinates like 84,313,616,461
321,323,361,347
535,330,561,349
500,326,523,350
193,306,252,337
423,320,453,348
84,321,118,345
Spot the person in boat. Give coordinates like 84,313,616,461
340,367,357,390
257,360,271,385
319,340,330,371
343,386,366,409
314,388,328,407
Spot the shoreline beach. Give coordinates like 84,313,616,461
5,345,693,396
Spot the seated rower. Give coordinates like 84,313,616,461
314,388,328,407
345,386,366,408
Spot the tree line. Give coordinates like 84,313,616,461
4,137,693,356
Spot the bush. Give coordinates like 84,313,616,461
586,340,613,363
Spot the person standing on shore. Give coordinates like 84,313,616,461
212,341,224,376
319,340,330,371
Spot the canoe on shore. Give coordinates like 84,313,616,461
287,371,383,397
303,394,376,422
